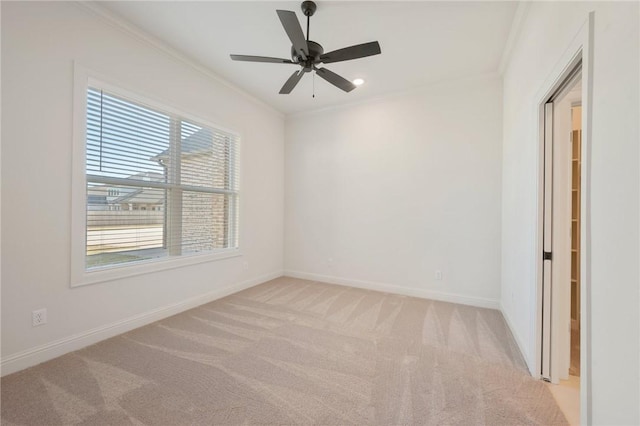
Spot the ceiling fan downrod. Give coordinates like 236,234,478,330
302,0,317,41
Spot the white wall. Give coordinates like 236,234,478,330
1,2,284,373
285,75,503,308
501,2,639,423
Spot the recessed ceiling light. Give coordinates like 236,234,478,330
353,78,365,86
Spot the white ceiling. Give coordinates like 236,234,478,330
98,1,519,115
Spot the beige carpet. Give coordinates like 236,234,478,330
1,277,567,425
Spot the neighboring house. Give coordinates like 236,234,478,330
152,127,233,252
87,172,165,212
87,128,232,253
151,127,230,190
110,186,165,212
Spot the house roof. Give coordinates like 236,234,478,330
151,128,215,161
112,187,165,205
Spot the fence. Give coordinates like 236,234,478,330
87,210,164,227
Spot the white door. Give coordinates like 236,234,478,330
541,67,581,383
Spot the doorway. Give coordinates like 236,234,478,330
539,61,583,423
533,16,594,424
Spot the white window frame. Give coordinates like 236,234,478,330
71,65,241,287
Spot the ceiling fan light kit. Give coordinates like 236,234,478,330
230,1,381,95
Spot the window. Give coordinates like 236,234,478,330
81,84,239,276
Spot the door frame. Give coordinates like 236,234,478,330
533,11,594,424
542,66,582,384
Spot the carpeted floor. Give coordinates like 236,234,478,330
1,277,567,425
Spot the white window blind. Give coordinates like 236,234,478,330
85,87,239,270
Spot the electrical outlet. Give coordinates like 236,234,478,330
32,309,47,327
242,261,249,271
435,270,443,281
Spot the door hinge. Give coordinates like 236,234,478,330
543,251,553,261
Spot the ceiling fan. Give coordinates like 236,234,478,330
230,1,381,94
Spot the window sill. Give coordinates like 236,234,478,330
71,249,242,288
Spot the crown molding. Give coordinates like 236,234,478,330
498,2,532,75
73,1,284,119
287,71,501,120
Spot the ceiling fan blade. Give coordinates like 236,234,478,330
314,67,356,92
320,41,381,64
279,69,306,94
276,10,309,60
230,54,295,64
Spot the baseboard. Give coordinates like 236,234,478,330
284,270,500,310
500,302,536,376
0,270,283,377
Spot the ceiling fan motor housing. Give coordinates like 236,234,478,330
291,40,323,70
